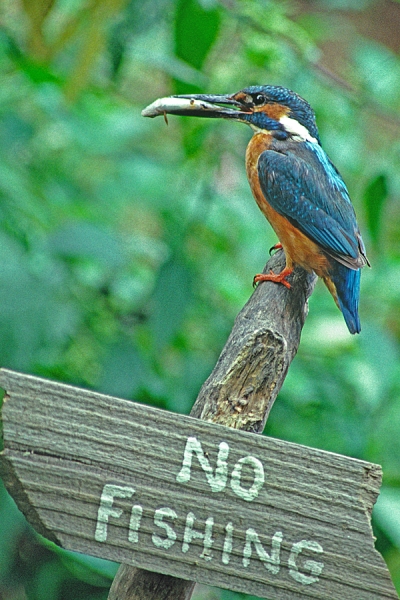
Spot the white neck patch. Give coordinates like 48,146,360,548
279,116,318,143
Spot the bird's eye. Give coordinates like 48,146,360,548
254,93,266,105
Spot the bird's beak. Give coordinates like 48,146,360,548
142,93,251,121
173,93,248,118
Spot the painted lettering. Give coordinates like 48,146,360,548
243,529,282,574
222,522,234,565
128,505,143,543
176,437,229,492
288,540,324,585
94,482,324,589
95,484,135,542
182,511,214,561
152,508,178,550
176,437,265,501
230,456,265,501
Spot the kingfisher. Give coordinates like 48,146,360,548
142,86,369,334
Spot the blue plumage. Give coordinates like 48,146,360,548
328,263,361,334
239,86,369,333
241,86,321,142
257,140,367,333
151,84,369,332
257,142,364,265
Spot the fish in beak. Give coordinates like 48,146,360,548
141,93,252,121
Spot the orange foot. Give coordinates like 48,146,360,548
253,266,293,289
269,242,283,255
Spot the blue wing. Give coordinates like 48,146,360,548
257,141,367,269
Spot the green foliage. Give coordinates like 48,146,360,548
0,0,400,598
40,538,118,586
364,174,388,248
174,0,221,93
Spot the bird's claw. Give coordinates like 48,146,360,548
252,267,292,289
269,242,283,255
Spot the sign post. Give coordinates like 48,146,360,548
0,368,397,600
0,254,397,600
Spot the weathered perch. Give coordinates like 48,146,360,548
108,250,316,599
0,252,397,600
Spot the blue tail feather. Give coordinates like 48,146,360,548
330,264,361,334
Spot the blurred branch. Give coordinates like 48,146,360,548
107,251,316,600
21,0,56,59
17,0,130,100
217,0,400,130
312,63,400,130
46,0,100,61
63,0,129,101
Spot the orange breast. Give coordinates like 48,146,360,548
245,133,331,278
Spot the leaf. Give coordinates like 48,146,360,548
363,174,388,247
99,341,148,398
0,480,27,578
40,536,118,586
48,222,125,267
174,0,221,94
373,486,400,550
150,258,192,349
0,232,78,369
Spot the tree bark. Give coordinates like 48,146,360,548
108,250,316,600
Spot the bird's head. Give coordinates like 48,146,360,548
142,85,320,144
230,86,320,143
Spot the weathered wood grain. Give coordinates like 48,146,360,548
191,251,317,429
109,251,316,599
0,368,397,599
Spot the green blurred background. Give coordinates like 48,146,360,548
0,0,400,598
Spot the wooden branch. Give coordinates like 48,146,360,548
1,251,395,599
191,250,316,429
108,251,317,599
108,568,195,600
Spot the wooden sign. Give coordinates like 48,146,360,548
0,369,397,599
